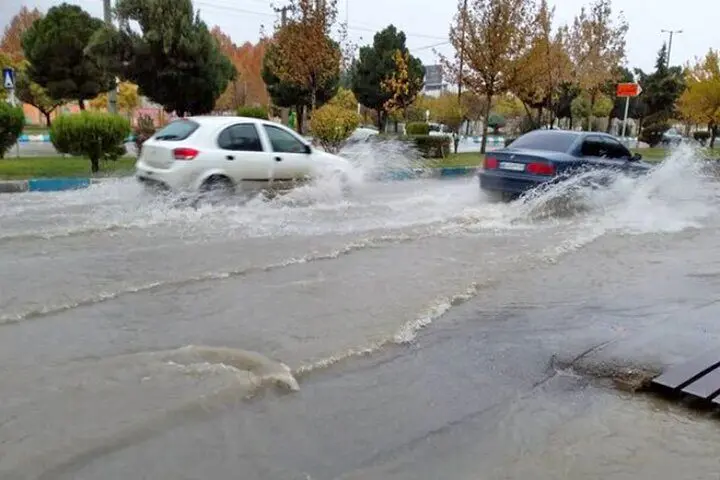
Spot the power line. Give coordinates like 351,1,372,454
194,0,447,41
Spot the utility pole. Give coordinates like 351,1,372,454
661,29,683,68
457,0,468,101
103,0,118,114
275,5,291,26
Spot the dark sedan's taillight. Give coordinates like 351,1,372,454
484,157,498,169
526,162,555,175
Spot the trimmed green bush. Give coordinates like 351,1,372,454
693,130,711,146
309,104,361,154
406,122,430,135
0,103,26,158
50,111,131,173
237,105,269,120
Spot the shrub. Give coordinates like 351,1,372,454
50,111,131,173
133,114,155,156
693,130,711,146
639,123,669,147
406,122,430,135
309,104,360,153
237,105,269,120
0,103,25,158
487,113,506,134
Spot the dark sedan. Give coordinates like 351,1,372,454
478,129,654,201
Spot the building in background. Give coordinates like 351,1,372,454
421,64,449,97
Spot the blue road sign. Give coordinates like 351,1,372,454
3,67,15,89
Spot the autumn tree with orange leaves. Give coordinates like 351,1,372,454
265,0,342,112
211,27,269,111
0,6,42,62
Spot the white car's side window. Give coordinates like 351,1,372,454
217,124,264,152
263,125,308,154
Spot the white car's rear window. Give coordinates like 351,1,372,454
153,119,200,141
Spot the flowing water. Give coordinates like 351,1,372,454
1,142,720,479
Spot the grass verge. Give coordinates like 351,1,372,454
0,156,136,180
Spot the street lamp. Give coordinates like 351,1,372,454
661,29,683,68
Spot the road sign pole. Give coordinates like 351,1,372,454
621,96,630,139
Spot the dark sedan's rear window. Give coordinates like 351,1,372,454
507,132,578,153
152,119,200,141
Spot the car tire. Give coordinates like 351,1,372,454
196,175,235,205
482,189,513,204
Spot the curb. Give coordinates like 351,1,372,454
0,167,479,194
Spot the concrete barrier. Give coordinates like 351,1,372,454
27,178,91,192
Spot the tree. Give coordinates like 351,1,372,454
381,49,425,125
88,81,140,115
678,49,720,147
22,4,114,110
0,6,42,63
634,43,685,127
352,25,424,130
433,93,467,153
442,0,534,153
0,103,25,158
50,111,130,173
513,0,572,129
261,42,338,133
88,0,236,117
265,0,341,112
211,28,270,111
15,69,63,127
566,0,628,126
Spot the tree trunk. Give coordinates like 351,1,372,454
44,111,52,127
480,92,493,154
710,124,717,149
376,109,384,131
78,99,85,111
90,156,99,174
295,105,305,134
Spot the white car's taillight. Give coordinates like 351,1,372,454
172,148,199,160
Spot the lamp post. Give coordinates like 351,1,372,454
661,29,683,68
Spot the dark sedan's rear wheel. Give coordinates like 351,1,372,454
482,189,515,204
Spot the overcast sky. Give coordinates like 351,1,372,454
3,0,717,73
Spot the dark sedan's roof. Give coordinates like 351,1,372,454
507,129,586,153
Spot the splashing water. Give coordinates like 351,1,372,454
510,143,719,235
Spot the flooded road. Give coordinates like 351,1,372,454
1,145,720,479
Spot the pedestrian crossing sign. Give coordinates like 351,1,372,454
3,68,15,89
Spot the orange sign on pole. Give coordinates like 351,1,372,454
616,83,642,97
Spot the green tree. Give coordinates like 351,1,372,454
50,111,131,173
21,3,114,110
15,68,64,127
0,103,25,158
634,43,686,127
88,0,235,117
351,25,424,131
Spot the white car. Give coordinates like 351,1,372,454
135,116,353,198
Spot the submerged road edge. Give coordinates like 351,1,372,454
0,167,480,193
